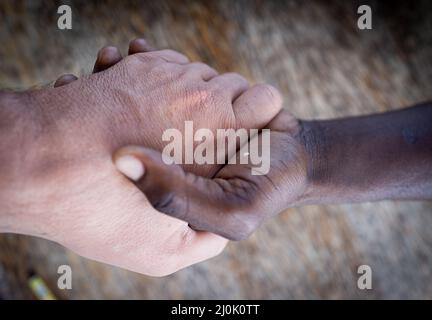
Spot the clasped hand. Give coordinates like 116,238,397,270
4,38,429,276
1,39,291,276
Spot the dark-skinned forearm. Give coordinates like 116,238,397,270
298,102,432,205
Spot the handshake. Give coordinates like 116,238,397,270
0,39,431,276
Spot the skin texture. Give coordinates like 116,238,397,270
0,39,282,276
114,103,432,240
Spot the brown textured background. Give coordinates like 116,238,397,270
0,0,431,299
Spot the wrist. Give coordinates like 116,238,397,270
0,90,54,234
295,113,407,205
294,118,337,205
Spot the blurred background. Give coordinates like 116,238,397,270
0,0,431,299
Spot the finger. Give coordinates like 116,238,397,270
93,46,123,73
232,84,283,129
146,49,190,64
184,62,218,81
113,146,255,240
54,74,78,87
208,72,249,101
128,38,155,54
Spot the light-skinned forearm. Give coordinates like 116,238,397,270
0,91,40,233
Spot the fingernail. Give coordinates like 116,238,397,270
115,155,145,181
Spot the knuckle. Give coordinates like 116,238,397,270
154,49,188,62
145,228,193,276
126,52,165,67
188,62,214,72
153,191,176,212
161,228,194,262
186,84,224,109
144,60,182,83
225,72,242,79
258,84,282,107
189,61,206,68
157,49,179,56
230,72,248,83
152,61,179,74
123,52,156,71
178,226,196,249
183,63,200,74
151,167,188,218
152,190,186,219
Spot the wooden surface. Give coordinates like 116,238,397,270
0,0,431,299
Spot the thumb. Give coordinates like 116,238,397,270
113,146,255,241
